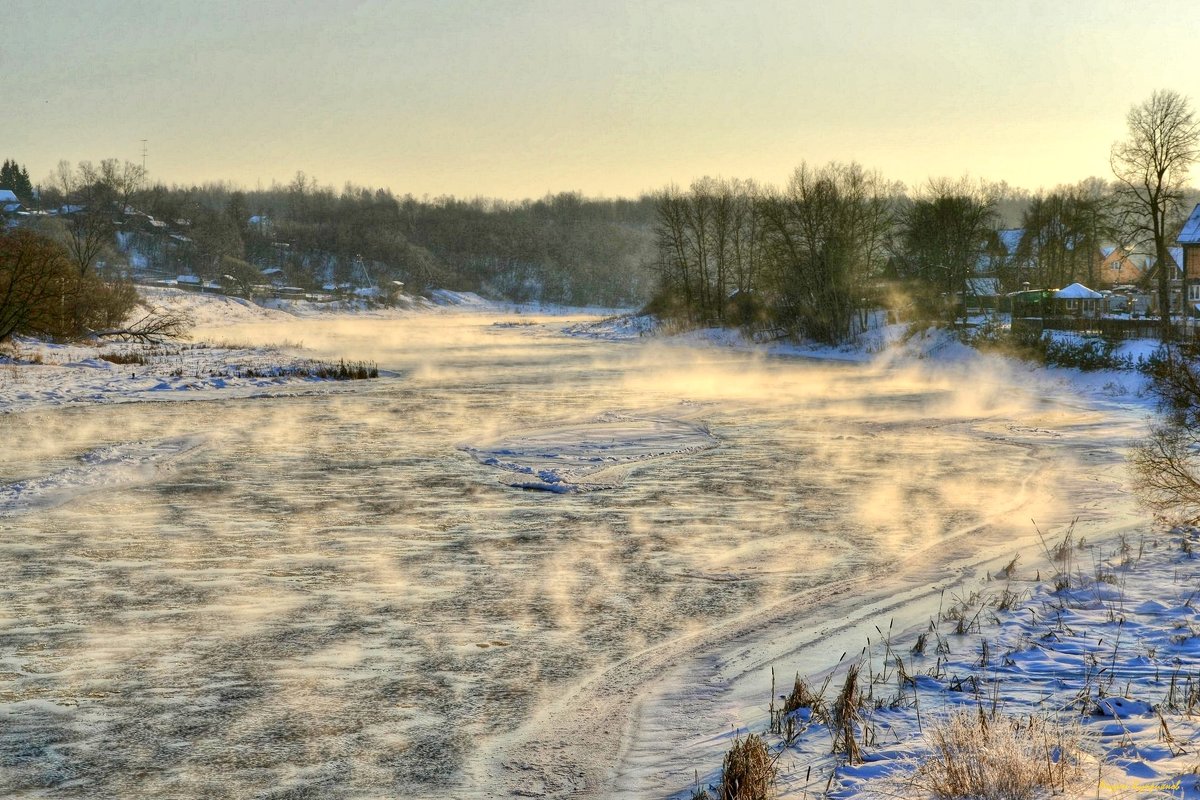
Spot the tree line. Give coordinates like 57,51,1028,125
4,90,1198,345
648,90,1200,344
21,170,659,308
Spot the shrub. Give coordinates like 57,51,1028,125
719,734,775,800
0,230,140,342
913,710,1082,800
1042,335,1131,371
962,323,1134,371
98,351,148,365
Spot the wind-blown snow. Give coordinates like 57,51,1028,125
461,411,719,492
0,435,206,514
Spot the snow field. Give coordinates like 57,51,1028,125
688,527,1200,799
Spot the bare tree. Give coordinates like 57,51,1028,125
0,230,75,342
760,162,896,343
1131,345,1200,523
91,305,193,343
49,158,146,276
895,177,996,322
1111,90,1200,341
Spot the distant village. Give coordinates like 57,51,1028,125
967,203,1200,326
0,186,404,305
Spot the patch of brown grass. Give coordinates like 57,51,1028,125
719,733,775,800
912,710,1083,799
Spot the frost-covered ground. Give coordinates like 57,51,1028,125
679,527,1200,799
0,294,1187,798
0,287,370,415
0,288,623,414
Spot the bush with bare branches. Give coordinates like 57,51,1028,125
1132,345,1200,523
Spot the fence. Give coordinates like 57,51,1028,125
1014,315,1200,342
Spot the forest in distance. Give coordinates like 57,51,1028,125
3,91,1200,345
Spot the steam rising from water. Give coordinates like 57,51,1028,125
0,314,1145,798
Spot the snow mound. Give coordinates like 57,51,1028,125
562,314,659,341
138,287,294,327
428,289,494,309
461,412,718,492
0,435,207,514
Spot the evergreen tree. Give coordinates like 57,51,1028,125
0,160,34,204
16,166,32,203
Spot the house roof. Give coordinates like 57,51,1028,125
966,277,1000,297
997,228,1022,255
1179,203,1200,244
0,189,18,204
1055,282,1102,300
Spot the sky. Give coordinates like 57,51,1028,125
4,0,1198,200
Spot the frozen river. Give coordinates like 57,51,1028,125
0,313,1148,798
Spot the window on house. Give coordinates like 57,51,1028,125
1189,284,1200,302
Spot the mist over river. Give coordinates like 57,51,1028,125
0,313,1148,798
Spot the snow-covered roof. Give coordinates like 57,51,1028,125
1178,203,1200,244
177,275,201,284
0,189,18,204
1100,245,1117,260
2,203,20,214
1055,282,1102,300
997,228,1022,255
261,267,284,276
965,277,1000,297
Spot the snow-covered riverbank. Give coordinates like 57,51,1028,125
681,525,1200,799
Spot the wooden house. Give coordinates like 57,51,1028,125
1179,203,1200,310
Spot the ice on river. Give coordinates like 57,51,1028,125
0,311,1158,799
0,435,206,514
460,411,719,492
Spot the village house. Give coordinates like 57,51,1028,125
1179,203,1200,312
1097,244,1150,288
0,188,21,216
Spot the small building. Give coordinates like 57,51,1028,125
0,189,21,216
1007,288,1054,318
1097,245,1150,287
964,277,1000,312
1055,282,1103,317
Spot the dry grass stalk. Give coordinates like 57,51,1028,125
832,664,864,763
913,710,1082,800
719,733,776,800
782,675,822,717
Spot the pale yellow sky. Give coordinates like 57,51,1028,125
4,0,1197,199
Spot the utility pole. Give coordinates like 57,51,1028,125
141,140,148,176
